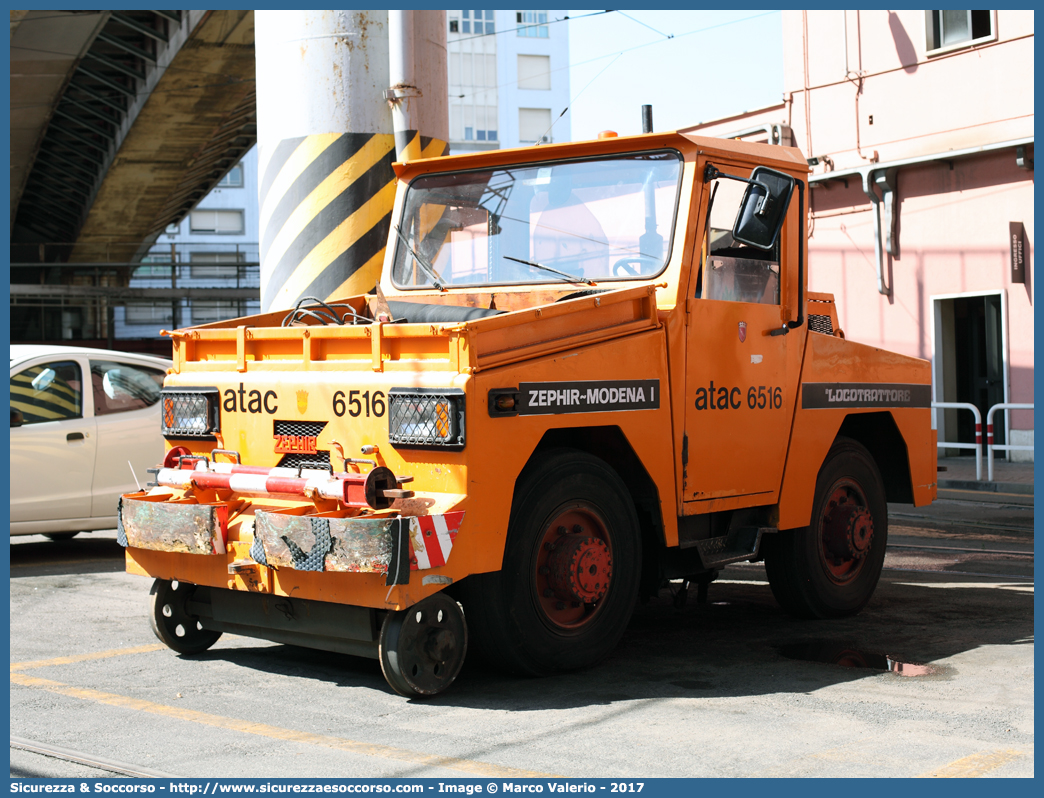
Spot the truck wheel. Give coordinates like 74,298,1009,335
148,579,222,655
379,592,468,697
764,437,887,619
44,532,79,541
463,449,641,676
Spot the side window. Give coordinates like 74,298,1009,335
90,360,164,416
702,173,780,305
10,360,83,424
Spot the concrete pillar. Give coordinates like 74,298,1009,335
255,10,448,312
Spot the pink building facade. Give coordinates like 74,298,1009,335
685,10,1033,460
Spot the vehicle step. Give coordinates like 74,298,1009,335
696,526,776,568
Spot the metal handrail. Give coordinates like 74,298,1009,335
986,403,1034,482
931,402,982,481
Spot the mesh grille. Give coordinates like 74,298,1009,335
276,450,331,469
273,420,327,437
388,392,464,448
808,313,834,335
161,389,218,437
273,421,329,468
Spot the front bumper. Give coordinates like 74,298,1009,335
119,492,464,586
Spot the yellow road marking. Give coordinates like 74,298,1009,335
11,671,558,778
11,557,122,569
918,749,1026,777
891,581,1034,592
11,644,167,671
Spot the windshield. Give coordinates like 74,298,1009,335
391,151,683,288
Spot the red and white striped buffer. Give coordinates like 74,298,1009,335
408,512,464,570
154,461,398,509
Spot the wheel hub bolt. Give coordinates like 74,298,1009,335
545,534,613,603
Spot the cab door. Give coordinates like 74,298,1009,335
682,157,804,507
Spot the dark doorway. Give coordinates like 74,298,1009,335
951,294,1004,451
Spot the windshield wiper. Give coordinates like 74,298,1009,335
503,255,596,286
393,225,446,291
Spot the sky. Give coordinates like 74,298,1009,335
564,10,784,140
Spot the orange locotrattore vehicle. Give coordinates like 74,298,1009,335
122,128,937,696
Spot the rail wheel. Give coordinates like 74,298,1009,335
379,592,468,697
148,579,222,654
462,449,641,676
764,437,887,619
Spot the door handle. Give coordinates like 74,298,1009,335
66,432,84,442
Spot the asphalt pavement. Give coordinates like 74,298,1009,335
9,482,1034,781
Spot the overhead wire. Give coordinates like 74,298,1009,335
448,9,614,45
453,10,780,103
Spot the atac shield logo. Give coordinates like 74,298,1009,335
296,390,308,414
738,321,747,343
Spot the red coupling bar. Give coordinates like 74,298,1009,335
155,463,405,510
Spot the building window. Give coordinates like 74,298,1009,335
189,209,244,235
449,19,459,33
216,164,243,188
518,107,552,143
124,302,174,326
191,301,242,326
925,10,994,53
189,252,244,279
135,253,173,278
461,10,495,35
517,54,551,90
517,10,549,38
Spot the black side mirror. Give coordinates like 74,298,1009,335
11,407,24,427
732,167,795,250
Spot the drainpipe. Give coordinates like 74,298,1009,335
388,10,422,163
860,167,898,296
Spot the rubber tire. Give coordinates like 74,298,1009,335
764,437,888,619
148,579,222,655
461,449,641,676
44,532,79,541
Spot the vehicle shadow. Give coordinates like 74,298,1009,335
9,533,126,578
190,568,1033,710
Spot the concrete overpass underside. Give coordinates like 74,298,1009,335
10,9,257,263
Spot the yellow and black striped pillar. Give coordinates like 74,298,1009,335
258,133,448,309
255,11,449,312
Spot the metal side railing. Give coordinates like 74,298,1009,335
986,403,1034,482
932,402,982,481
